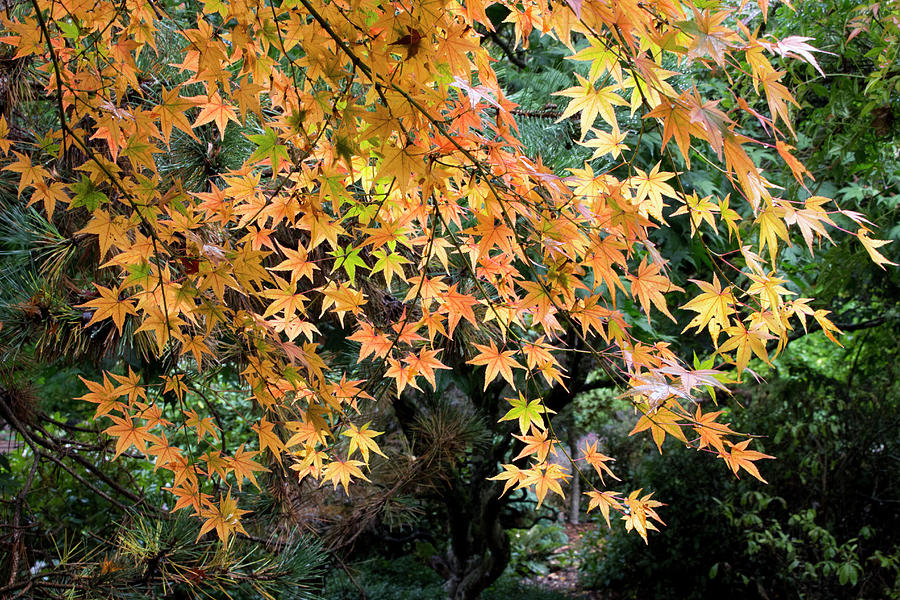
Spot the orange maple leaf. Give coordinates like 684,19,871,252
467,339,524,391
718,439,774,483
103,414,158,458
190,92,240,139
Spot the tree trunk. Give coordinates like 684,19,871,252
569,443,580,524
433,462,511,600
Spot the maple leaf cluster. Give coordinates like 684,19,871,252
0,0,889,543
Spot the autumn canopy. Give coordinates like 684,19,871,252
0,0,890,545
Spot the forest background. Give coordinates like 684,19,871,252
0,0,898,599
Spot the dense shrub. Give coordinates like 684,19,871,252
579,329,900,600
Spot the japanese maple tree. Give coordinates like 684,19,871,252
0,0,891,563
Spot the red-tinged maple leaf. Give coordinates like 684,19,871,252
391,316,425,345
228,444,269,490
164,480,209,514
439,284,479,339
776,140,812,185
467,339,524,391
718,439,774,483
782,196,835,254
347,322,393,362
759,36,829,76
402,348,451,390
103,414,158,458
520,337,558,371
271,242,319,283
585,490,623,528
680,7,738,66
321,456,370,494
466,214,516,261
692,405,736,454
581,440,620,484
190,92,240,139
385,357,423,395
645,100,696,166
390,26,424,59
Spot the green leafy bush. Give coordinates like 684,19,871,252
579,327,900,600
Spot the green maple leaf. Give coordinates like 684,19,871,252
70,175,108,210
499,393,555,435
328,246,368,284
247,127,289,174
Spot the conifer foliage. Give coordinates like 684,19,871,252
0,0,890,549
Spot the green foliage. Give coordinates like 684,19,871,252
25,513,328,599
323,554,572,600
507,522,572,577
578,326,900,600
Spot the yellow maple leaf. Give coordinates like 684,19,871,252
553,74,627,140
522,463,569,508
585,490,623,528
321,456,370,494
857,227,897,269
341,422,387,465
680,275,736,339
